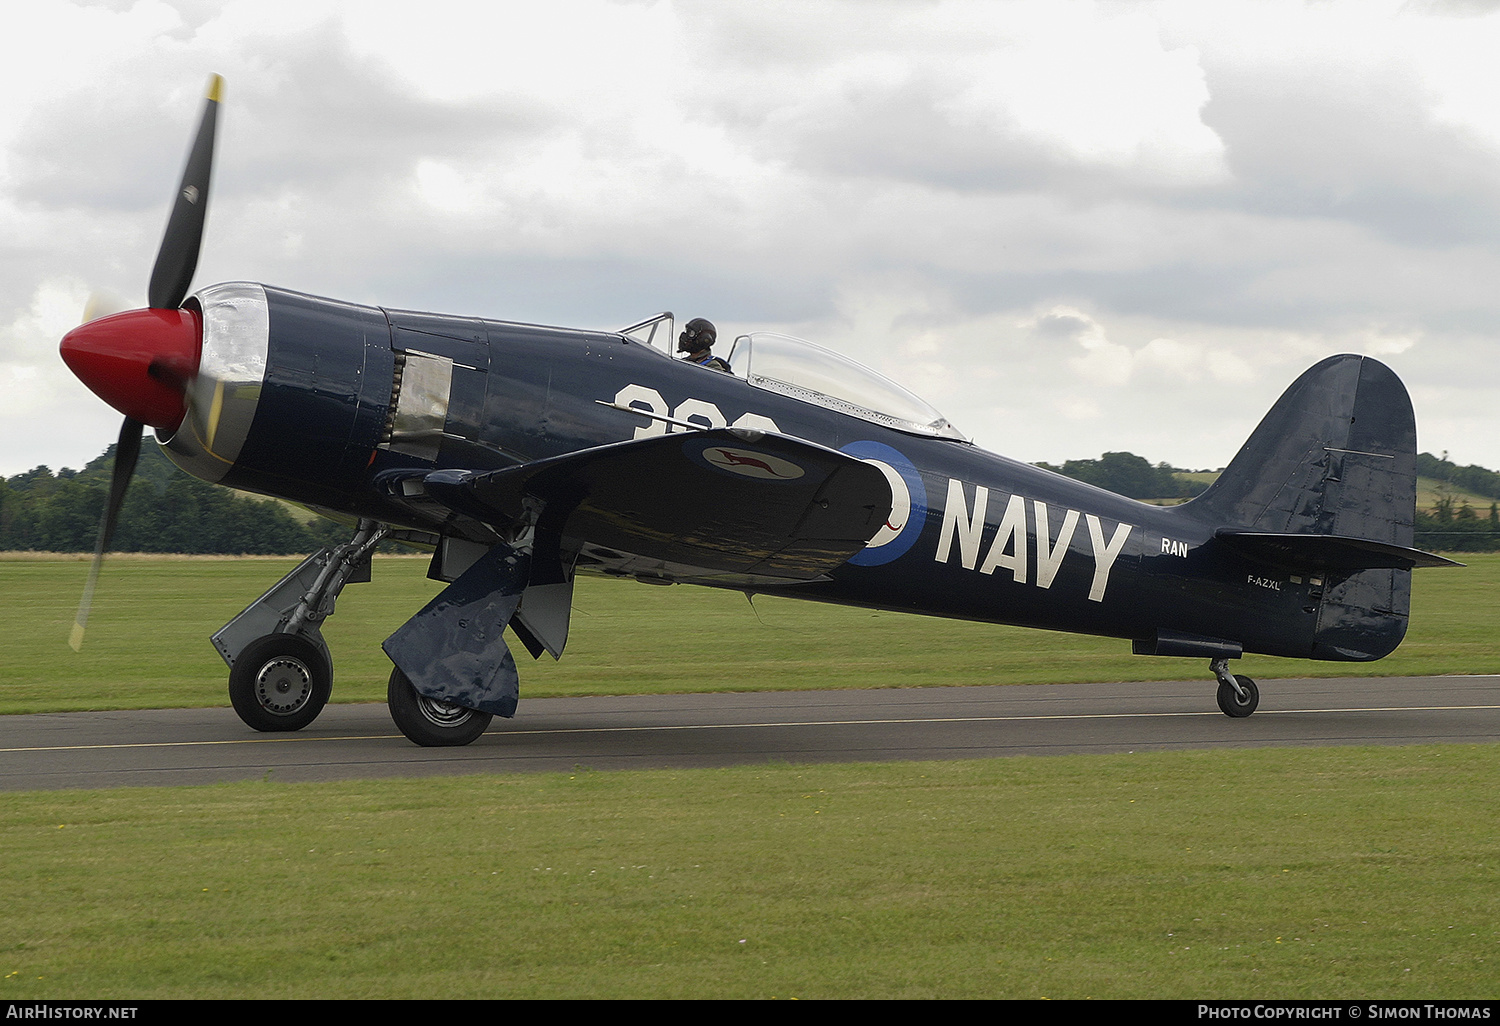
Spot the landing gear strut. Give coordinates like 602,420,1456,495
212,519,387,732
1210,658,1259,718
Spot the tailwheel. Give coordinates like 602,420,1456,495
387,666,493,747
228,633,332,731
1216,674,1259,718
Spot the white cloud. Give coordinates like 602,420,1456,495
0,279,122,472
4,0,1500,478
938,3,1227,183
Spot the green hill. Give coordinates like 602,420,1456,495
0,444,344,555
1043,452,1500,552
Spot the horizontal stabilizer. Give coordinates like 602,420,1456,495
424,428,893,580
1215,530,1462,571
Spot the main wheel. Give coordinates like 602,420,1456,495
1216,674,1259,718
387,667,493,747
229,634,332,732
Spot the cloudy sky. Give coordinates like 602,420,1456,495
4,0,1500,479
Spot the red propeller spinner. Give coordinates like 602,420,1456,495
59,307,201,432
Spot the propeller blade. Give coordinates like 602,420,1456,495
147,74,222,310
81,290,131,324
69,417,143,651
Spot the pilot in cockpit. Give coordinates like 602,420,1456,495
678,318,731,373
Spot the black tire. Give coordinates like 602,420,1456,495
229,634,332,732
387,666,493,747
1216,674,1259,718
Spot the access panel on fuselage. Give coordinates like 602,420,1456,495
479,320,627,463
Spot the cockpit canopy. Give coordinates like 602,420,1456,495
620,314,965,441
727,332,967,441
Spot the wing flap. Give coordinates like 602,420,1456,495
424,429,893,580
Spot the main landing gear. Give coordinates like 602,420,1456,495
212,520,387,733
213,520,500,744
386,666,493,747
1210,658,1259,718
228,633,331,731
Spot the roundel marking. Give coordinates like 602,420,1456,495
864,461,911,548
687,440,806,481
839,440,928,566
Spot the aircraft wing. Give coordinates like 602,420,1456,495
421,428,893,580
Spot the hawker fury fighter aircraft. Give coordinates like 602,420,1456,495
58,78,1456,746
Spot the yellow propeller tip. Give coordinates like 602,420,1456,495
206,74,224,104
68,623,85,652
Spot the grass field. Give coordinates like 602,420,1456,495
3,554,1496,999
2,747,1496,999
1,553,1497,714
1416,476,1500,513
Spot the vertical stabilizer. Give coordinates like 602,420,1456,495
1192,354,1417,544
1188,354,1421,660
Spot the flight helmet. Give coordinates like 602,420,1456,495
678,318,717,353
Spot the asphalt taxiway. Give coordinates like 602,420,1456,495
2,674,1497,790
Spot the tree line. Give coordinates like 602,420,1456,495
1040,450,1500,553
4,443,1497,554
0,444,345,554
1034,451,1208,501
1414,497,1500,552
1408,452,1500,552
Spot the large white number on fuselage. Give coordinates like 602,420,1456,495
612,385,780,438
